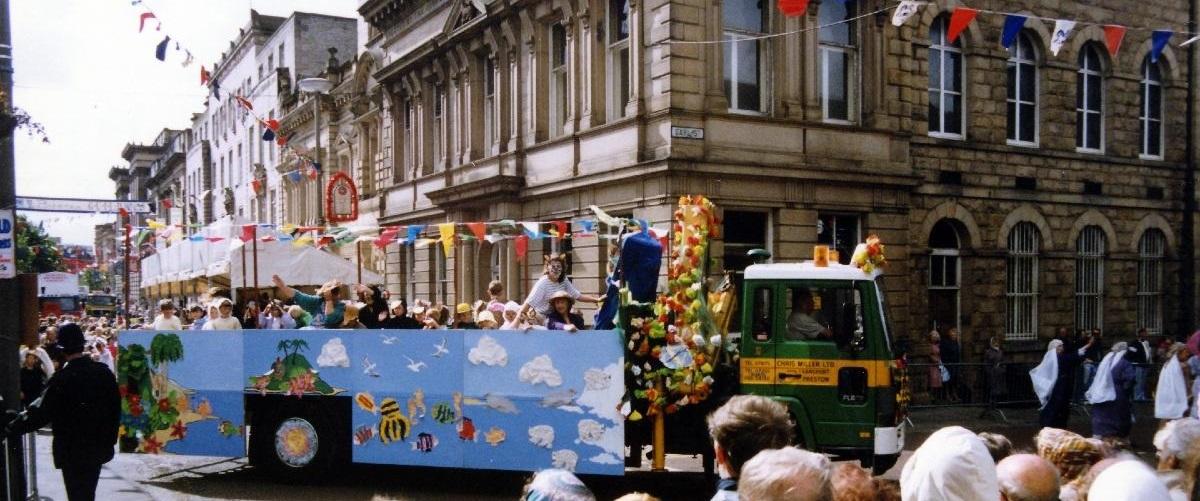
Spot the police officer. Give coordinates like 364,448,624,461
4,323,119,501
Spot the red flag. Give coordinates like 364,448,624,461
316,236,334,249
515,235,529,262
1103,25,1127,57
260,235,277,242
200,66,211,86
375,226,401,249
947,7,978,44
307,166,319,180
235,95,253,111
266,119,280,131
240,224,256,243
138,12,157,33
251,179,263,194
160,198,172,210
466,222,486,241
118,207,129,219
777,0,809,17
206,237,225,243
552,220,569,238
276,135,288,146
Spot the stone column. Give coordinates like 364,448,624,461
625,0,644,117
577,9,596,130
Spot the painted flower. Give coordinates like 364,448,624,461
142,436,163,454
157,398,172,412
170,420,187,440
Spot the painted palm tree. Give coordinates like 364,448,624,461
149,333,184,398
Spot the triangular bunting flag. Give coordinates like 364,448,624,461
240,224,256,243
522,222,542,239
260,234,277,242
251,179,263,194
414,238,437,249
161,198,172,209
138,12,156,33
375,227,401,249
515,235,529,262
181,50,194,68
276,134,287,146
1001,15,1027,48
405,225,425,245
1103,25,1127,57
235,95,254,111
1050,20,1076,56
777,0,809,17
292,235,313,248
466,222,486,240
579,220,595,235
892,1,922,27
266,119,280,131
552,220,569,239
118,207,129,219
188,234,204,242
155,36,170,61
1151,30,1173,62
438,223,456,256
947,8,977,44
1181,35,1200,47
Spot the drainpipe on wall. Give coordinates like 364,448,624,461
1183,0,1198,339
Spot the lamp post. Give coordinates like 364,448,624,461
297,77,333,226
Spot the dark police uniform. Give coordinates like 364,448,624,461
5,325,119,501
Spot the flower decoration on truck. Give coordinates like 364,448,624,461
851,234,887,274
623,195,725,417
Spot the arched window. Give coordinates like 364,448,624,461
819,1,857,122
1007,32,1037,145
1076,45,1104,152
1140,57,1164,158
928,16,964,138
929,220,961,332
1138,229,1166,335
1075,226,1106,331
1006,222,1039,340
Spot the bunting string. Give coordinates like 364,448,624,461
658,0,1200,56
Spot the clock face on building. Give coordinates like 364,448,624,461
326,172,359,223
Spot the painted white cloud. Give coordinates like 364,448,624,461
468,335,508,366
519,355,563,387
578,363,624,424
528,425,555,449
576,418,624,458
551,450,579,472
316,338,350,368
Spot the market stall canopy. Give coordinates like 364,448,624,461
229,239,383,289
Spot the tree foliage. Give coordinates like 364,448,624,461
16,215,64,273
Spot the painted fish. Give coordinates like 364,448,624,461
457,417,476,441
378,398,411,444
353,425,375,445
355,392,377,414
412,432,438,452
540,389,577,408
484,394,519,414
218,420,240,438
484,426,506,446
432,403,456,424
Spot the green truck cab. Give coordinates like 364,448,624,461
737,260,905,474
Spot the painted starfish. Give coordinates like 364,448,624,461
170,420,187,440
142,436,163,454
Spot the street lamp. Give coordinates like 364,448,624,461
297,77,333,225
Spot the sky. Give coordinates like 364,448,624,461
10,0,361,245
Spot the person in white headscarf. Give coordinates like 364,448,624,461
1087,460,1170,501
1030,340,1069,427
1155,343,1191,420
1153,419,1200,500
900,426,999,501
1086,342,1135,440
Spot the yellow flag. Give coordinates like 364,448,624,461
281,223,297,234
146,219,166,230
292,235,313,248
438,223,456,256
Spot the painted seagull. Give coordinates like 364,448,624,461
380,334,398,345
404,355,427,373
432,337,449,357
362,356,380,377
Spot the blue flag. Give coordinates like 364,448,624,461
155,36,170,61
1151,30,1173,62
405,225,426,245
1001,15,1027,48
580,220,595,234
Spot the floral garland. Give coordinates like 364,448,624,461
624,195,721,418
851,234,886,273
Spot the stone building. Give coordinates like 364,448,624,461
141,128,189,226
352,0,1198,363
184,10,357,226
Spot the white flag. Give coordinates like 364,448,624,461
1050,20,1077,56
892,1,922,27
